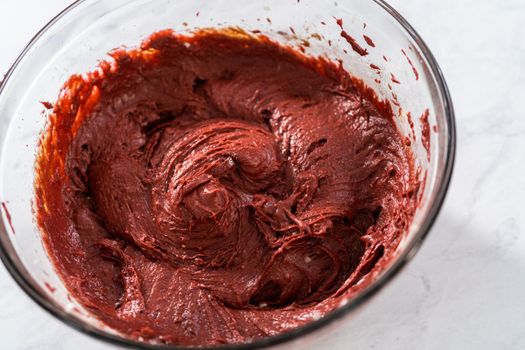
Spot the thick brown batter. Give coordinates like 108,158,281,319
35,29,418,346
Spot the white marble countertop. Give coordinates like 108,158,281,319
1,0,524,349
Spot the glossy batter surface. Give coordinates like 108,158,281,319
35,30,418,346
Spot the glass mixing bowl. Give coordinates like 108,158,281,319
0,0,455,348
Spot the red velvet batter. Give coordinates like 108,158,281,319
35,29,418,346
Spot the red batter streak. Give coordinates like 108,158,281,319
402,49,419,81
35,29,418,346
1,202,15,234
420,109,431,160
370,63,381,73
336,19,369,56
363,35,376,48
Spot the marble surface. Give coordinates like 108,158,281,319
1,0,524,349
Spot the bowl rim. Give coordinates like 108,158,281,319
0,0,456,349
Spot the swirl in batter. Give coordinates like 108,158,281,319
35,29,418,346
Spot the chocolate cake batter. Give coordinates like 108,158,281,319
35,29,418,346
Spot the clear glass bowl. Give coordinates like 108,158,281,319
0,0,455,349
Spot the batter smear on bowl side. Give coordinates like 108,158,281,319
35,29,418,346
